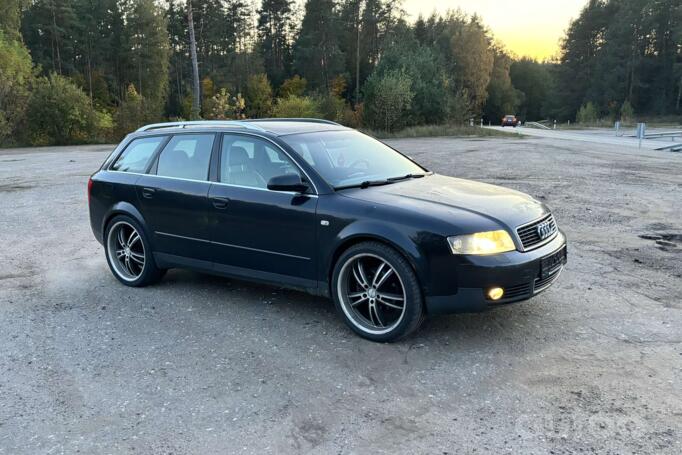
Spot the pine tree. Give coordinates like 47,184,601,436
293,0,345,91
123,0,170,115
258,0,295,87
22,0,79,75
555,0,610,119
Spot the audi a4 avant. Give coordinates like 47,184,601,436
89,119,567,341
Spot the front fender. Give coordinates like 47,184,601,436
324,219,431,293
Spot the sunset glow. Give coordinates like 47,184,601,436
403,0,587,60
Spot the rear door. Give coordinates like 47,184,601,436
136,133,216,264
208,133,318,287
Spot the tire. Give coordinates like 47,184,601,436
331,241,424,342
104,214,165,287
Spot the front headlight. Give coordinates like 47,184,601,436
447,230,516,255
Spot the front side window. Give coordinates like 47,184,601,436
156,134,215,181
280,130,425,188
111,136,165,173
220,135,300,189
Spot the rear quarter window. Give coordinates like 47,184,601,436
110,136,166,173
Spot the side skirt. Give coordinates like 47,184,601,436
153,252,325,297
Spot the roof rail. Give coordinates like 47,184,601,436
136,120,266,132
244,118,342,126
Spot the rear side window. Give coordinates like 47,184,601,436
156,134,215,181
110,136,165,173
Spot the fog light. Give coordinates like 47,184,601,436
488,287,504,301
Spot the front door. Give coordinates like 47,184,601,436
208,133,318,287
136,133,216,263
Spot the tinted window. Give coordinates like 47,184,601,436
281,130,425,188
156,134,215,180
220,135,300,189
111,136,165,173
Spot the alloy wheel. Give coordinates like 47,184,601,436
337,253,407,335
106,221,146,282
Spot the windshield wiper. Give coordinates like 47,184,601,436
335,173,427,191
334,179,392,190
387,173,426,182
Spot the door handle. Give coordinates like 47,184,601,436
141,187,156,198
211,196,230,209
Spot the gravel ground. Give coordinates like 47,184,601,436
485,125,682,150
0,136,681,454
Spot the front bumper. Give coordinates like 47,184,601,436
425,231,567,314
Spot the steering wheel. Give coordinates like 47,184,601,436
348,159,370,170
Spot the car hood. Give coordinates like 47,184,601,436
339,174,548,231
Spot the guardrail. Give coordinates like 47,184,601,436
654,143,682,152
624,130,682,140
524,122,551,130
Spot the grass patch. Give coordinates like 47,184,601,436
362,124,520,139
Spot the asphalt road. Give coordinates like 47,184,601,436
1,135,681,454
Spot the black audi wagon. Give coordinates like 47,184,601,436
88,119,567,341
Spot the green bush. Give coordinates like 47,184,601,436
244,74,273,118
113,84,158,139
447,88,473,123
279,75,307,97
204,88,246,120
363,69,414,131
316,93,346,123
341,103,363,128
369,45,448,125
0,31,33,145
25,73,111,145
576,101,599,125
272,95,321,118
620,100,635,124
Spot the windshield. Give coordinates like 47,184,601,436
281,130,426,188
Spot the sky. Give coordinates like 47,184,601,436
401,0,587,60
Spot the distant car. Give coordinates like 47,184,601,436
502,115,519,127
89,119,566,341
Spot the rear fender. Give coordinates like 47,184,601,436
101,202,151,247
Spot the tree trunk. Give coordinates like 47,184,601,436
50,1,62,74
355,1,360,106
187,0,201,119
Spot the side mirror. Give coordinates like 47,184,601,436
267,174,309,193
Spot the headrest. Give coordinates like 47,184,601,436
167,147,190,163
229,146,250,166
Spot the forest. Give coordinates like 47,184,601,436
0,0,680,146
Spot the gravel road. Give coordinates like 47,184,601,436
1,135,681,454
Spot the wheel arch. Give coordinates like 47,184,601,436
101,202,149,243
325,223,428,295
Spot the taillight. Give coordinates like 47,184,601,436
87,177,93,204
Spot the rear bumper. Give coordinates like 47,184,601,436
425,231,567,314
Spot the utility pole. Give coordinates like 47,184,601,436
187,0,201,119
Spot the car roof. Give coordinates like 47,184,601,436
131,118,349,138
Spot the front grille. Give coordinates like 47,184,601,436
534,268,562,293
516,213,557,250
